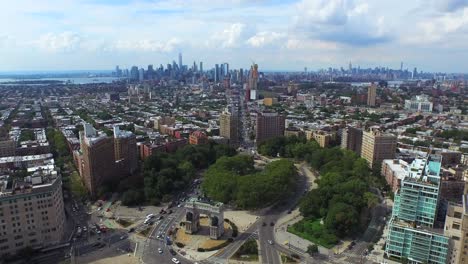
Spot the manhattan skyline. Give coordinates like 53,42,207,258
1,0,468,72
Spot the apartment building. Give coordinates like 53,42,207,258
361,128,397,168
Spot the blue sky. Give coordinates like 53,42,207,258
1,0,468,72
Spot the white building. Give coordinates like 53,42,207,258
404,95,433,112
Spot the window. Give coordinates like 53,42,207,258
453,223,461,230
454,212,462,218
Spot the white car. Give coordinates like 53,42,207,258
172,258,180,263
268,240,273,245
158,248,163,254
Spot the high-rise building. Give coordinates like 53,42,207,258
248,63,259,90
385,155,450,264
78,123,115,197
341,126,363,155
224,63,229,77
199,62,203,73
0,169,65,257
130,66,139,81
215,64,220,83
219,110,239,146
367,83,377,106
444,193,468,264
113,126,138,175
138,68,144,81
178,52,183,69
255,112,285,145
360,128,396,168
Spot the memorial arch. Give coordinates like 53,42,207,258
184,198,225,239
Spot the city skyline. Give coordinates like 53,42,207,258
1,0,468,72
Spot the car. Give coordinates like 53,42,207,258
172,258,180,263
262,222,266,227
156,234,161,239
177,204,182,208
268,240,273,245
146,214,154,219
287,210,292,214
270,222,275,226
169,248,176,256
158,215,164,220
120,235,126,240
128,228,135,233
97,207,102,211
158,248,163,254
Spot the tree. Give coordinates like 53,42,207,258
325,202,359,237
364,192,379,208
306,244,319,256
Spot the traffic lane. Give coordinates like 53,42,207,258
259,221,281,264
144,237,191,264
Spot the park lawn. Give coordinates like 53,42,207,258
287,219,338,249
116,219,133,228
138,226,152,237
280,253,298,263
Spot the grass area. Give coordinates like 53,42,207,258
116,218,134,228
280,253,298,263
139,226,152,237
232,239,259,261
287,219,338,249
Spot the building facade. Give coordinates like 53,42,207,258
78,123,115,197
255,112,285,145
0,172,65,257
444,195,468,264
0,140,16,158
385,155,450,264
219,111,239,146
361,128,397,168
113,126,138,175
405,95,433,113
341,126,363,154
367,84,377,106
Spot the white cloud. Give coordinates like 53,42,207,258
110,38,181,52
293,0,391,46
211,23,247,48
404,8,468,43
36,32,81,52
246,31,285,47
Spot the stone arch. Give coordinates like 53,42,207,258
210,215,219,226
186,211,193,222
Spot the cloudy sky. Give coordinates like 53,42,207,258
1,0,468,72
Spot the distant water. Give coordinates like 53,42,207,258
0,77,122,85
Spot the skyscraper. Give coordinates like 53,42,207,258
178,52,183,69
248,63,259,90
224,63,229,77
255,112,285,145
360,128,396,168
220,110,239,146
215,64,220,83
199,61,203,73
130,66,139,81
138,68,144,81
367,83,377,106
385,155,449,264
